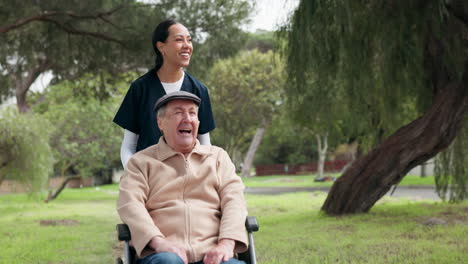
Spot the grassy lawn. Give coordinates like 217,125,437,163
242,174,435,188
1,181,466,263
0,187,120,264
249,192,467,264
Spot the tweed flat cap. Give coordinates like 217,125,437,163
153,91,201,113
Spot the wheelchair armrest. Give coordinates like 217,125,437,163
117,223,132,241
245,216,259,232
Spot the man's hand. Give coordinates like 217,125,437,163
148,236,188,264
203,239,235,264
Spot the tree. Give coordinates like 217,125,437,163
255,112,318,166
0,0,149,111
177,0,253,78
31,75,124,201
315,133,328,180
0,108,53,193
44,99,121,201
207,50,284,174
0,0,253,111
283,0,468,214
245,30,277,53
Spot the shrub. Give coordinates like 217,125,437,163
0,108,53,192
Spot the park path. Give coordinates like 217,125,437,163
245,186,441,200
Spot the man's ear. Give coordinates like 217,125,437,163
157,116,164,132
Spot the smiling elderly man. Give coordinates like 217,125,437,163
117,91,248,264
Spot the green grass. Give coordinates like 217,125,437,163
0,188,120,264
248,192,467,263
1,183,465,264
242,174,435,188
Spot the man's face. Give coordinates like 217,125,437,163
157,99,199,154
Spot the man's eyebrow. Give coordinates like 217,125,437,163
171,105,198,111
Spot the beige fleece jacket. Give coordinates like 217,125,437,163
117,138,248,262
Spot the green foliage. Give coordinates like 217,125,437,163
245,30,277,53
45,100,120,179
32,72,136,112
0,108,53,192
180,0,253,78
280,0,466,148
0,0,253,106
0,0,151,75
255,111,318,165
36,77,123,180
282,0,468,202
206,50,284,160
0,0,153,111
435,119,468,202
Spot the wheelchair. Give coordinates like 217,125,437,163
116,216,259,264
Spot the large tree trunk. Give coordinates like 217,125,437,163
241,127,265,177
321,15,468,215
322,82,467,214
13,59,51,113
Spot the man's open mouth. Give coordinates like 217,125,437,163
179,129,192,134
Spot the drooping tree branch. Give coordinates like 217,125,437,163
37,17,126,47
0,6,127,46
0,15,45,33
445,0,468,26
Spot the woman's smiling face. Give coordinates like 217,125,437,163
157,23,193,68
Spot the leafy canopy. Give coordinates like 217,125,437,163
0,0,253,102
207,49,284,159
281,0,466,147
32,74,126,180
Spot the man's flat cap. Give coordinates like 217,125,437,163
154,91,201,113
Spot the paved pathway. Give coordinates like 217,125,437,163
245,186,441,200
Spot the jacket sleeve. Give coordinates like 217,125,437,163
216,149,248,253
117,156,163,256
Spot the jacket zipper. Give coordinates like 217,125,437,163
182,155,195,261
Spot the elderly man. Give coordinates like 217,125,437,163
117,91,248,264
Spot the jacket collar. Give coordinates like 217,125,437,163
155,136,212,161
